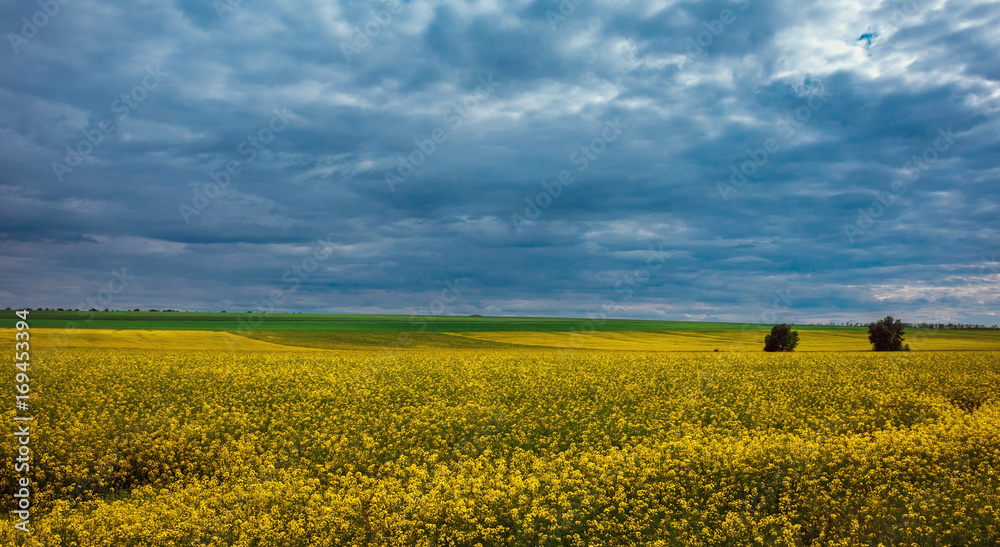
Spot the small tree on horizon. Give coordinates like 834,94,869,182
868,315,908,351
764,324,799,352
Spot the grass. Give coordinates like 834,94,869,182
14,325,1000,353
5,310,999,351
4,309,764,332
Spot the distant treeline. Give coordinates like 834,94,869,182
5,308,280,313
6,308,1000,329
905,322,999,330
816,321,1000,330
7,307,189,313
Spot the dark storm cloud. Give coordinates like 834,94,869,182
1,0,998,324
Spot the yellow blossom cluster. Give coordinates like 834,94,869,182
2,347,999,545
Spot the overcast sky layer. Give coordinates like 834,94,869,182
1,0,998,324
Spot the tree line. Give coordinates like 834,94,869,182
816,321,998,330
765,316,913,352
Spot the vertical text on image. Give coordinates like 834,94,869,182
13,309,33,532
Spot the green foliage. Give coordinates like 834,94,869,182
763,323,799,352
0,309,790,333
868,315,907,351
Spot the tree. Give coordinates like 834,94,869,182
764,324,799,352
868,315,908,351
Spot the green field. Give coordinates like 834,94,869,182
4,310,765,332
6,310,1000,352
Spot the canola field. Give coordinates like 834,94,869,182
2,330,1000,546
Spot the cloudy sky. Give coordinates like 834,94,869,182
1,0,998,324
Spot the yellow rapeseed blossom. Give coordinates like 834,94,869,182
0,346,998,545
